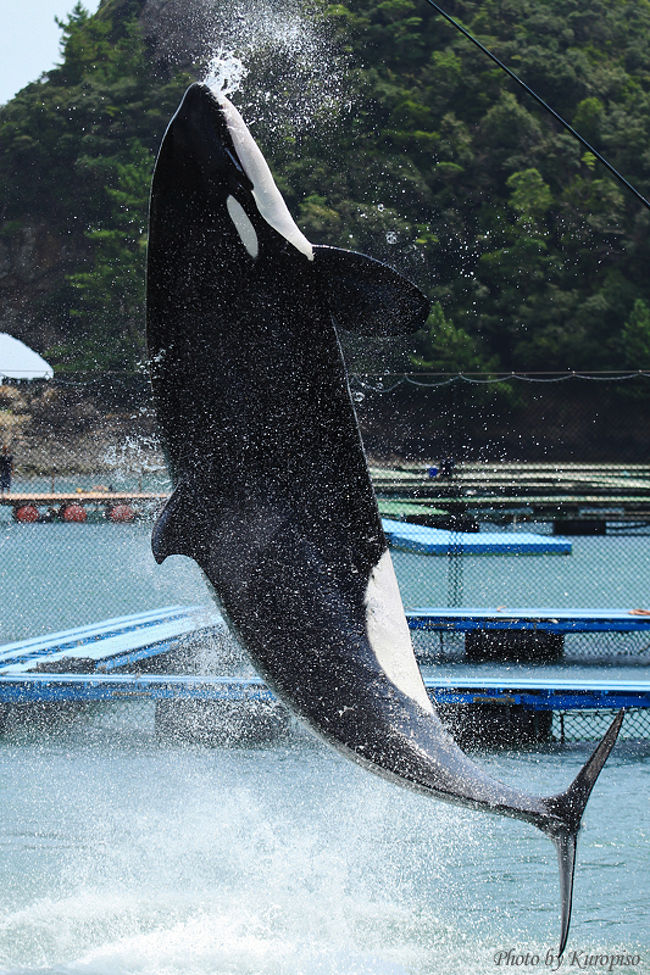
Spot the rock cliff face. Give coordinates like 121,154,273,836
0,376,161,475
0,221,88,354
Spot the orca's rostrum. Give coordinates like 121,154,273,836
146,83,622,953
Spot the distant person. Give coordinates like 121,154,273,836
439,456,456,479
0,445,13,494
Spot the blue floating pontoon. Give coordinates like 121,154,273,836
0,610,648,741
406,607,650,634
0,605,223,676
0,672,646,712
381,518,571,555
2,605,647,677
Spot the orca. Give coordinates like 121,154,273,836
146,83,623,954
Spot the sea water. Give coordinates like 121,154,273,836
0,728,647,975
0,515,648,973
1,504,650,642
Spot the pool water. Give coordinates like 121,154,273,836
0,517,648,973
1,719,648,975
1,516,649,645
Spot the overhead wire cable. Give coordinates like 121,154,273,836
420,0,650,211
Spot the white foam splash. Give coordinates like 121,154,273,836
204,47,248,98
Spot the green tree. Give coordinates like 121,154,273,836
0,1,191,371
61,146,151,371
411,302,494,371
506,168,553,222
621,299,650,367
3,0,650,377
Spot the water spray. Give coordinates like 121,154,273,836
199,0,351,134
204,48,249,98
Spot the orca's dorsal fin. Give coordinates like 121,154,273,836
313,244,430,336
152,478,203,564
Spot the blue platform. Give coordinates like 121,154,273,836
0,672,646,712
1,605,648,678
406,607,650,634
0,606,224,676
381,518,571,555
0,610,647,743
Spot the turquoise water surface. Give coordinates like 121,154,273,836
1,511,650,644
0,513,648,974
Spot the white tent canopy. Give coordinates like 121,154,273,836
0,333,54,381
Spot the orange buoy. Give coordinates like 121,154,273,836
14,504,39,523
61,503,87,523
107,504,135,523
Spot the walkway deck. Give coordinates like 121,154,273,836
0,610,646,741
0,491,166,505
382,519,571,555
5,460,650,523
2,605,647,677
407,607,650,634
371,461,650,500
0,672,646,710
0,606,224,676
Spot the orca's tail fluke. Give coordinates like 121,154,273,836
541,709,624,956
554,827,578,958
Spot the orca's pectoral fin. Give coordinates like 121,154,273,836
313,244,430,336
152,478,204,564
542,709,624,956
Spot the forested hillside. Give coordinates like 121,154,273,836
0,0,190,371
1,0,650,375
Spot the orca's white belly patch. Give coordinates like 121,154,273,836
364,550,432,713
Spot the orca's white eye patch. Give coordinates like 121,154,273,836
226,195,259,259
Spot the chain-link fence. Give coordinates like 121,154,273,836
0,372,648,741
1,694,647,745
410,630,650,665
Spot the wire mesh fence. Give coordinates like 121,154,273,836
411,630,650,665
0,371,648,742
0,695,647,746
551,708,649,743
3,374,647,637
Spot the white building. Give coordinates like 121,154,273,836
0,333,54,381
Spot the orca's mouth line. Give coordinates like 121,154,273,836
223,145,249,184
